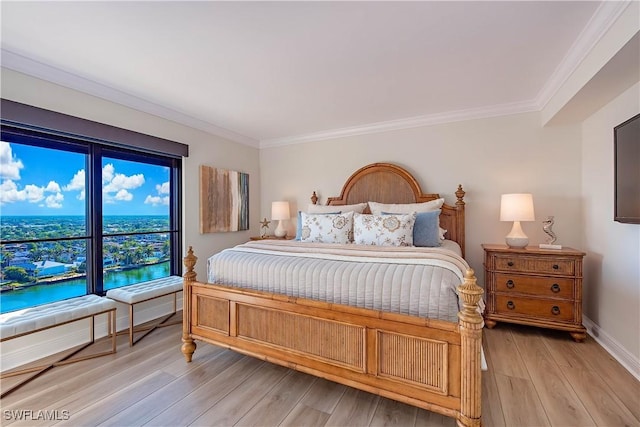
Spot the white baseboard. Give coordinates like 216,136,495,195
583,316,640,381
0,295,182,372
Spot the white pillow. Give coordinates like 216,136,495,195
368,199,444,215
300,211,354,244
353,213,416,246
307,202,367,214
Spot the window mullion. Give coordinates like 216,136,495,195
170,159,182,276
89,145,104,295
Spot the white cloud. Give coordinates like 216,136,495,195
103,173,145,193
0,180,22,204
21,184,45,203
145,180,170,206
45,181,61,193
0,141,24,180
64,169,86,200
101,164,145,203
103,174,144,194
64,169,85,190
0,178,65,208
45,193,64,208
156,181,170,195
102,163,115,184
114,189,133,201
144,195,169,206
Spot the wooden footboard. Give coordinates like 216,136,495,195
181,247,483,426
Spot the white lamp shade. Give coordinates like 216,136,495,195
500,193,535,222
271,201,290,221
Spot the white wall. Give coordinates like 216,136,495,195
260,111,583,275
1,68,261,369
581,82,640,373
1,68,261,280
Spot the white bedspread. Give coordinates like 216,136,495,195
207,240,471,323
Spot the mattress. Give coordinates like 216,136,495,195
207,240,470,323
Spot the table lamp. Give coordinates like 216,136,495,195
500,193,535,248
271,201,290,238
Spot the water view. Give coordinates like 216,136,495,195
1,215,174,314
0,261,170,313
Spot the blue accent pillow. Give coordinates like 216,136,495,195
382,210,441,247
295,210,341,240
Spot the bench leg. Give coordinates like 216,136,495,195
129,304,135,347
111,308,117,354
0,309,118,398
119,291,181,347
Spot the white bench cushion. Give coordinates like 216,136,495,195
0,294,117,340
105,276,183,304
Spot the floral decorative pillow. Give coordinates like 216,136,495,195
353,213,416,246
370,199,446,242
382,210,441,247
295,210,341,240
300,211,354,244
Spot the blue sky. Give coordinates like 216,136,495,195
0,141,170,216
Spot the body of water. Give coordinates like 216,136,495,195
0,261,171,313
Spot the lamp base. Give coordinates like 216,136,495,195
505,221,528,248
505,236,529,248
274,220,287,238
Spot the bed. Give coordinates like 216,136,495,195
181,162,483,426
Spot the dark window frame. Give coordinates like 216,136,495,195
1,101,185,300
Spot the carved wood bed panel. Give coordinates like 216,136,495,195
181,163,483,426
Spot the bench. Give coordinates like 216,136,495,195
106,275,183,346
0,294,117,397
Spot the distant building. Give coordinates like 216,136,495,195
30,261,68,277
9,257,32,269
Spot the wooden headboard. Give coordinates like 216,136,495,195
312,162,466,257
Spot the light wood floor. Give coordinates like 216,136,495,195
1,317,639,427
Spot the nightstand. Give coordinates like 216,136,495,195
249,236,294,241
482,244,586,342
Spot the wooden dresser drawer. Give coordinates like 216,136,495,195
483,244,586,341
494,273,574,299
495,295,574,322
494,255,575,275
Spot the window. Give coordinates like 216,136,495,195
100,153,174,291
1,103,185,313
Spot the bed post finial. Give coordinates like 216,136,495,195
457,269,483,427
182,246,198,362
455,185,465,207
311,191,318,205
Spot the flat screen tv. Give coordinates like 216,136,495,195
614,113,640,224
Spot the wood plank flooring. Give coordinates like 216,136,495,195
1,318,639,427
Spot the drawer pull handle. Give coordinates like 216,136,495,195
507,261,514,267
506,280,515,289
551,284,561,293
507,301,515,310
551,306,560,315
552,264,559,270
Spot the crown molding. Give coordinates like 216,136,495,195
263,2,630,148
260,100,538,148
1,1,625,150
535,1,632,110
0,49,260,148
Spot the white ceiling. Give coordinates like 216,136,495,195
0,1,625,148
